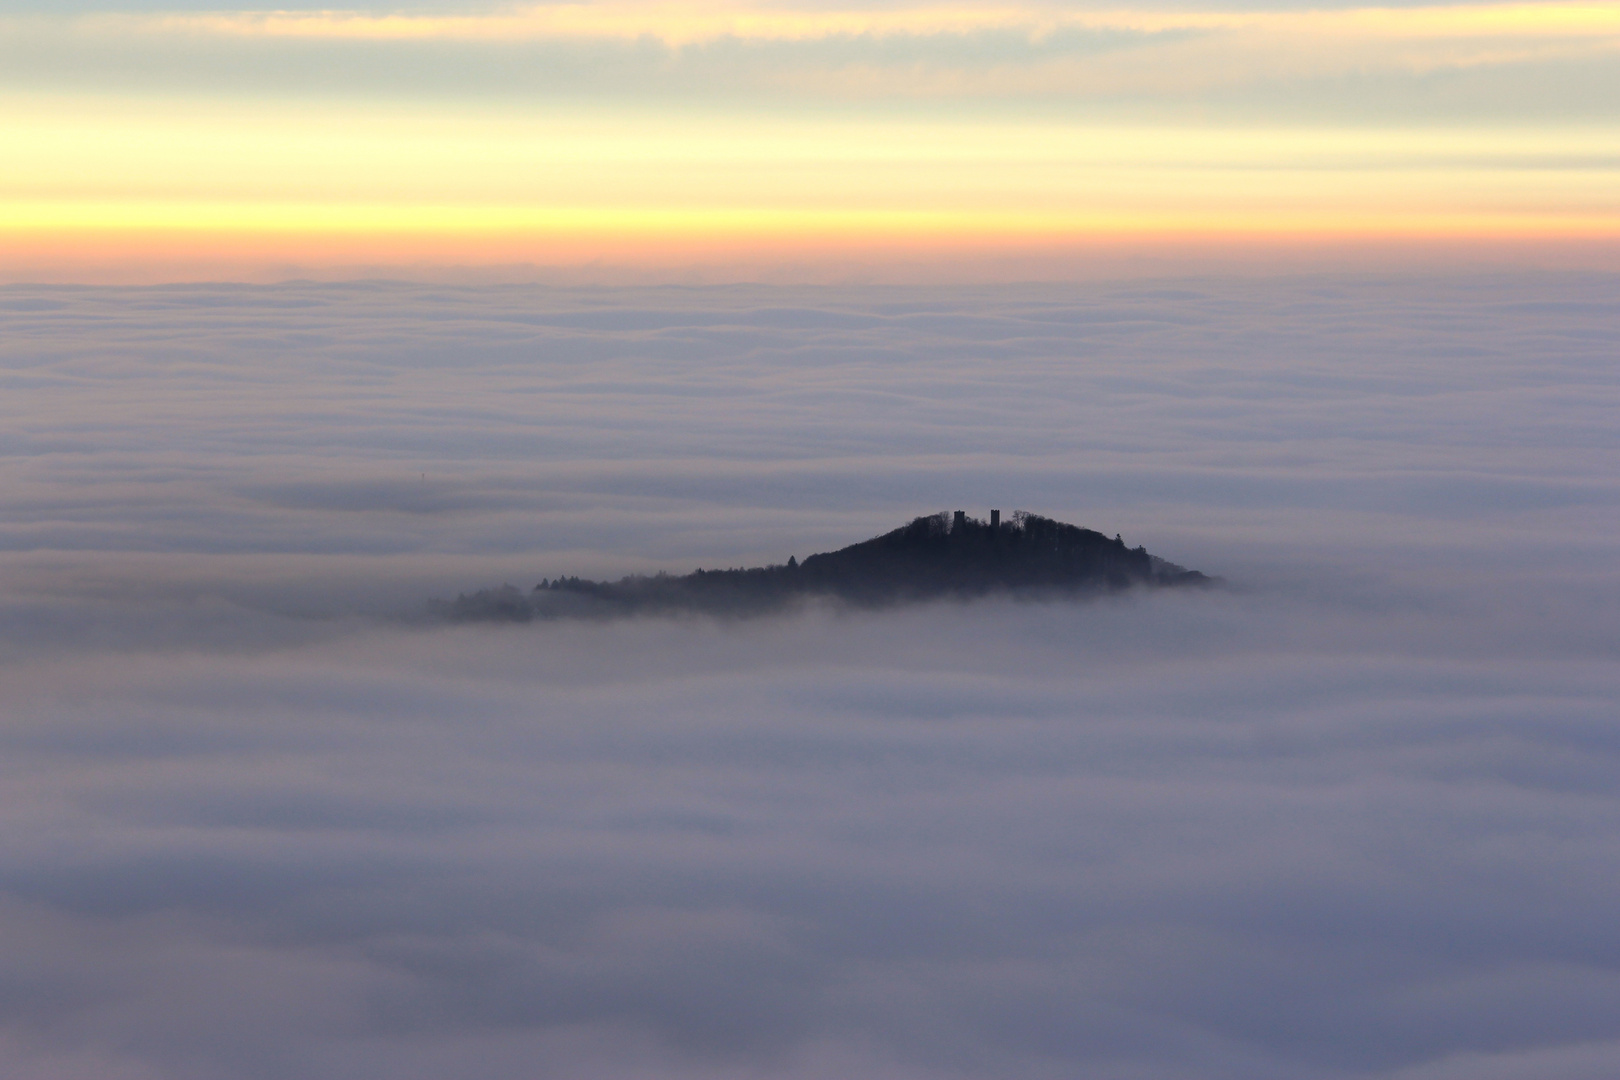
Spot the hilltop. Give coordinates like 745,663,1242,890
438,510,1215,622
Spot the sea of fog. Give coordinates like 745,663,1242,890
1,275,1618,1080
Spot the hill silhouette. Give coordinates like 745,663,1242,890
438,511,1215,622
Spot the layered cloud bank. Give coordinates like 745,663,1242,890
1,276,1618,1078
9,0,1619,109
8,589,1620,1080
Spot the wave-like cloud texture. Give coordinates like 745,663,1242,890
0,276,1617,1078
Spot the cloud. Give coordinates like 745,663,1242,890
0,275,1617,1077
2,275,1615,575
2,2,1617,121
2,591,1618,1079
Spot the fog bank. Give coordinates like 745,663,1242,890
0,275,1616,1078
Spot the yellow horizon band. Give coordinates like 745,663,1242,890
5,202,1618,240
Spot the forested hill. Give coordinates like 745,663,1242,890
438,511,1216,621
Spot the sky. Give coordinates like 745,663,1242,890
2,274,1618,1078
2,0,1618,280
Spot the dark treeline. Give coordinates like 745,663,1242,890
435,511,1216,622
